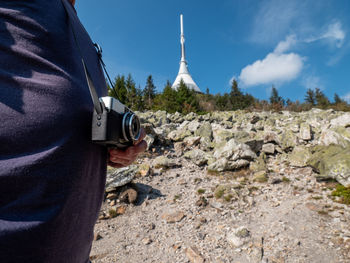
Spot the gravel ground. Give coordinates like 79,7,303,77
90,155,350,263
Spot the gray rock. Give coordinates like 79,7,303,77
278,130,297,151
330,113,350,128
213,128,235,148
307,145,350,187
227,227,251,247
299,123,312,141
153,156,179,169
213,139,257,161
105,165,138,192
144,134,155,150
184,149,211,166
194,122,213,139
319,129,349,148
262,143,275,154
187,120,201,132
289,146,311,167
207,158,228,172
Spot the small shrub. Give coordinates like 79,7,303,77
224,194,233,202
282,176,291,183
214,186,226,199
207,169,220,176
331,185,350,205
109,209,117,218
197,189,205,195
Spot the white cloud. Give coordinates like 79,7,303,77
305,21,346,48
343,93,350,103
239,36,303,86
274,34,297,53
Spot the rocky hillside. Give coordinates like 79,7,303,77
90,109,350,263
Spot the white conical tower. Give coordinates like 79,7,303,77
172,14,200,92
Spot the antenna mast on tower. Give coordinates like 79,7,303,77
172,14,200,92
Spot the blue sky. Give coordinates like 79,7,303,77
76,0,350,103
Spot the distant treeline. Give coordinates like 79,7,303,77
107,74,350,113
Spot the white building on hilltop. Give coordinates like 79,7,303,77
172,14,201,92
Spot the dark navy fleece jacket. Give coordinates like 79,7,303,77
0,1,107,262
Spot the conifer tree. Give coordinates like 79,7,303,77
161,81,179,113
334,93,344,105
269,86,284,105
230,79,244,110
108,75,128,104
176,79,199,114
305,89,316,105
143,75,156,110
315,88,330,108
125,74,136,109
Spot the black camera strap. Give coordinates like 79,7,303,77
61,0,104,115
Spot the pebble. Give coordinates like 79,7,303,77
185,246,205,263
161,211,185,223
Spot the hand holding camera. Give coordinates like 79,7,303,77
108,128,147,168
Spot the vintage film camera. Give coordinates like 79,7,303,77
91,96,141,149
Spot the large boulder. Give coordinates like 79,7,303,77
307,145,350,187
184,149,212,166
299,123,312,141
318,129,349,148
330,113,350,128
209,139,256,172
289,146,311,167
213,128,235,148
278,130,297,151
213,138,257,161
194,122,213,150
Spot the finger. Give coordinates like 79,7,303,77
109,157,134,166
107,161,126,168
109,141,147,163
134,140,147,153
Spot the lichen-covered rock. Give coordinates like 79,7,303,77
227,227,251,247
167,129,192,142
187,120,201,132
184,149,211,166
207,158,228,172
289,146,311,167
299,123,312,141
213,139,256,161
105,165,138,192
168,111,184,123
318,129,349,148
262,143,275,154
278,130,297,151
213,129,235,148
153,156,179,169
194,122,213,139
307,145,350,187
183,136,201,146
330,112,350,127
184,112,198,121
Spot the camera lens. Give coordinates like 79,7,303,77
122,112,141,142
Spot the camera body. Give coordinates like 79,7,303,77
92,96,141,149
